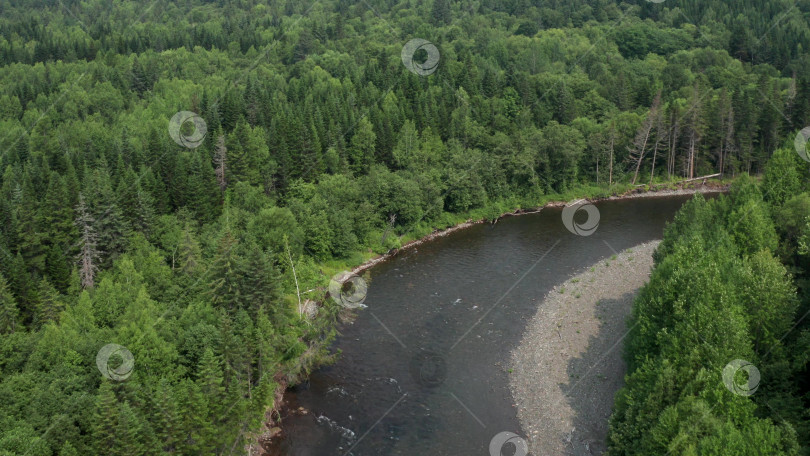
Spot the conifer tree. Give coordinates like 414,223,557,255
14,178,46,273
177,223,203,277
240,246,281,319
39,172,75,248
0,273,19,334
92,382,119,454
45,244,71,293
208,231,242,312
59,441,79,456
349,118,376,175
85,168,130,266
35,277,63,326
113,402,146,456
151,379,180,454
176,379,212,454
197,347,225,420
431,0,452,25
75,194,100,289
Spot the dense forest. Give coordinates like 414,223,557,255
610,158,810,454
0,0,809,454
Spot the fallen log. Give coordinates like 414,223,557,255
680,173,721,183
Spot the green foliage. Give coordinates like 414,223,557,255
762,148,802,206
611,179,810,455
1,0,809,454
0,274,19,335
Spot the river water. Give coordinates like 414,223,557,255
273,194,716,456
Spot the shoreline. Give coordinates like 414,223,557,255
509,240,661,456
351,182,724,275
254,183,722,454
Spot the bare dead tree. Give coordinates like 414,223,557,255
75,194,100,289
667,107,681,180
723,106,736,177
284,237,304,319
717,101,736,177
650,102,667,186
630,92,662,185
214,134,227,192
380,213,397,246
685,87,704,179
607,121,616,186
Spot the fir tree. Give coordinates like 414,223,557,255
92,382,119,454
0,273,19,334
46,244,71,292
208,230,242,312
35,277,63,326
113,403,146,456
197,347,225,420
150,379,181,454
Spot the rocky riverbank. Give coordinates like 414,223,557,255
509,241,661,456
353,183,722,274
260,184,721,454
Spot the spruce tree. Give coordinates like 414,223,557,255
46,244,71,293
39,172,75,248
113,403,146,456
59,441,79,456
240,246,281,319
35,277,63,326
177,223,203,277
85,168,130,266
92,382,119,455
430,0,452,26
0,273,19,334
14,178,46,273
151,379,180,454
208,230,242,312
176,379,212,454
196,347,225,421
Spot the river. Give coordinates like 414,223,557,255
271,193,717,455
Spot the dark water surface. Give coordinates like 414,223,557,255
275,194,717,456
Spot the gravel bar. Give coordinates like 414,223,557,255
509,240,660,456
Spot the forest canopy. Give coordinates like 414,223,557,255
0,0,809,454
